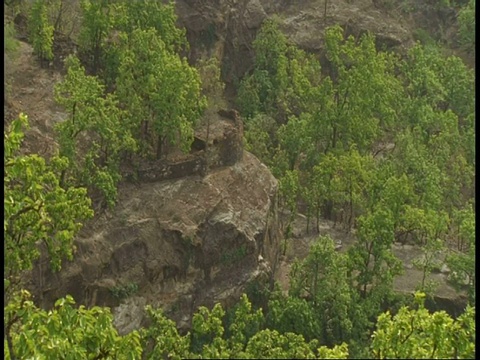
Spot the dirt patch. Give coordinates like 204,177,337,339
5,40,66,158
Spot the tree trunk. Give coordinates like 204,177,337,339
348,183,353,232
54,0,64,33
156,134,163,159
205,116,210,174
59,169,66,188
306,208,310,234
332,124,337,149
324,199,333,221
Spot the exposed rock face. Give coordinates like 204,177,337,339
127,111,244,183
279,2,412,52
29,148,280,334
175,0,415,90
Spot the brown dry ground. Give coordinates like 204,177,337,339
5,40,65,157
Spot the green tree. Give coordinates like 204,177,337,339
457,0,475,54
237,18,289,119
4,290,142,360
278,170,301,255
371,292,475,359
330,148,375,231
237,18,322,123
304,151,345,232
305,148,374,232
4,114,94,357
78,0,112,74
141,293,349,358
115,28,206,159
392,128,444,211
412,237,444,296
397,206,449,246
322,25,402,153
243,113,278,167
113,0,187,52
347,208,403,301
244,329,347,359
237,74,263,120
28,0,54,64
227,294,264,355
277,115,311,172
141,306,192,360
289,236,354,346
369,171,418,240
438,55,475,120
344,208,404,352
266,296,320,342
446,205,475,304
54,55,136,208
4,114,94,298
190,303,230,357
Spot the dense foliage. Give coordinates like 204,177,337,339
457,0,475,54
4,115,93,296
115,27,205,158
4,288,474,359
239,19,475,305
371,292,475,359
235,17,475,357
54,55,136,208
28,0,54,63
51,0,205,207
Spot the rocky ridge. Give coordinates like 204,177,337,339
175,0,416,92
30,146,281,334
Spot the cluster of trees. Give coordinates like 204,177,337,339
239,19,475,305
4,289,475,359
20,0,207,208
457,0,475,54
4,132,475,358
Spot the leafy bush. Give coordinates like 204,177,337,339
110,282,139,300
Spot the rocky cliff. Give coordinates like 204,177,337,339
175,0,415,93
175,0,467,97
29,116,280,334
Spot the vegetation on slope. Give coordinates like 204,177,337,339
4,0,475,358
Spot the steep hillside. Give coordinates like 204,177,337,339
4,0,473,337
175,0,473,98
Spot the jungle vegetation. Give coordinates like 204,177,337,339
4,0,475,358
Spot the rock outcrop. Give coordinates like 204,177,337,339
175,0,415,90
29,132,280,333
